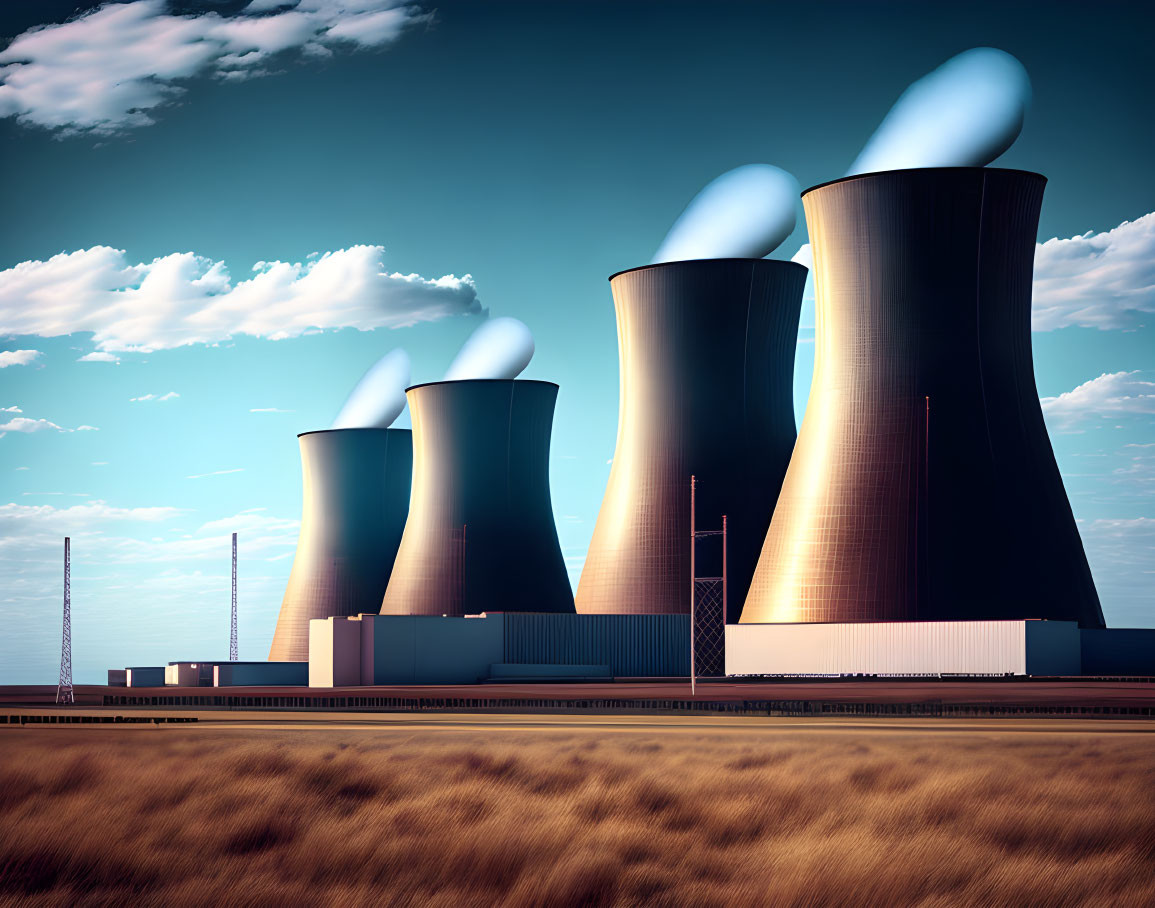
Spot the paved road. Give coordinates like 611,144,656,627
5,709,1155,736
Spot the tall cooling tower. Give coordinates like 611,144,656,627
269,428,412,661
576,259,806,620
743,167,1103,627
380,379,574,616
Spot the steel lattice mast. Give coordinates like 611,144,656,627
56,537,74,705
230,532,238,661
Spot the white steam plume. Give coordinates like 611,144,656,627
444,317,534,381
653,164,799,264
331,348,410,429
848,47,1031,176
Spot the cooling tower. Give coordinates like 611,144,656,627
268,428,412,661
380,379,574,616
576,259,806,620
743,167,1104,627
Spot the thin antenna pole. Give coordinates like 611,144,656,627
229,532,238,661
721,514,728,624
56,537,73,705
689,475,696,698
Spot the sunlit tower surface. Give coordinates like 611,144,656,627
230,532,238,662
56,537,73,706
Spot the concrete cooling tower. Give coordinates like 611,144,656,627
576,259,806,620
743,167,1104,628
269,428,412,661
380,379,574,616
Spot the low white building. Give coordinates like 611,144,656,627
725,620,1083,676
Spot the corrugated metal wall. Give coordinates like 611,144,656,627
503,613,690,677
726,621,1040,675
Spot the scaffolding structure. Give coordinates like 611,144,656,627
689,476,727,695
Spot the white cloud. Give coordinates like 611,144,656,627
1033,212,1155,331
187,468,245,479
14,466,29,471
250,407,294,413
0,1,427,135
1041,371,1155,430
0,414,99,438
0,245,482,353
130,391,179,402
0,349,42,368
1,406,21,413
78,351,119,363
0,417,64,434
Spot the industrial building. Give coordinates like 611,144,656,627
269,427,412,662
310,613,689,686
577,258,806,620
108,661,308,687
381,379,574,617
743,168,1104,628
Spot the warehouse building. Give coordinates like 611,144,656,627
310,612,689,686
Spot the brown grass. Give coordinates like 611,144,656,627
1,723,1153,907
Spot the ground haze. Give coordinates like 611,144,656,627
1,718,1153,906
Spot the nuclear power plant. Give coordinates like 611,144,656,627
576,259,805,621
268,427,412,662
109,166,1152,690
380,379,575,617
741,168,1104,629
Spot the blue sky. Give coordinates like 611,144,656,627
1,0,1153,683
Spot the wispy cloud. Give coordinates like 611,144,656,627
130,391,180,402
1,406,22,413
250,407,294,413
0,246,481,353
0,415,100,438
186,468,245,480
1033,212,1155,331
0,0,428,136
78,351,119,363
1041,371,1155,430
0,349,41,368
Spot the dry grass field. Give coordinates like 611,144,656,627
1,721,1153,907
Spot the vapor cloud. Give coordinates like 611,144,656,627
0,0,427,135
1041,371,1155,429
332,348,410,429
849,48,1030,176
653,165,799,264
1032,212,1155,331
78,352,120,363
0,245,481,353
444,317,534,381
0,350,42,368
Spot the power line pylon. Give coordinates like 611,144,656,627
229,532,238,661
56,537,74,705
